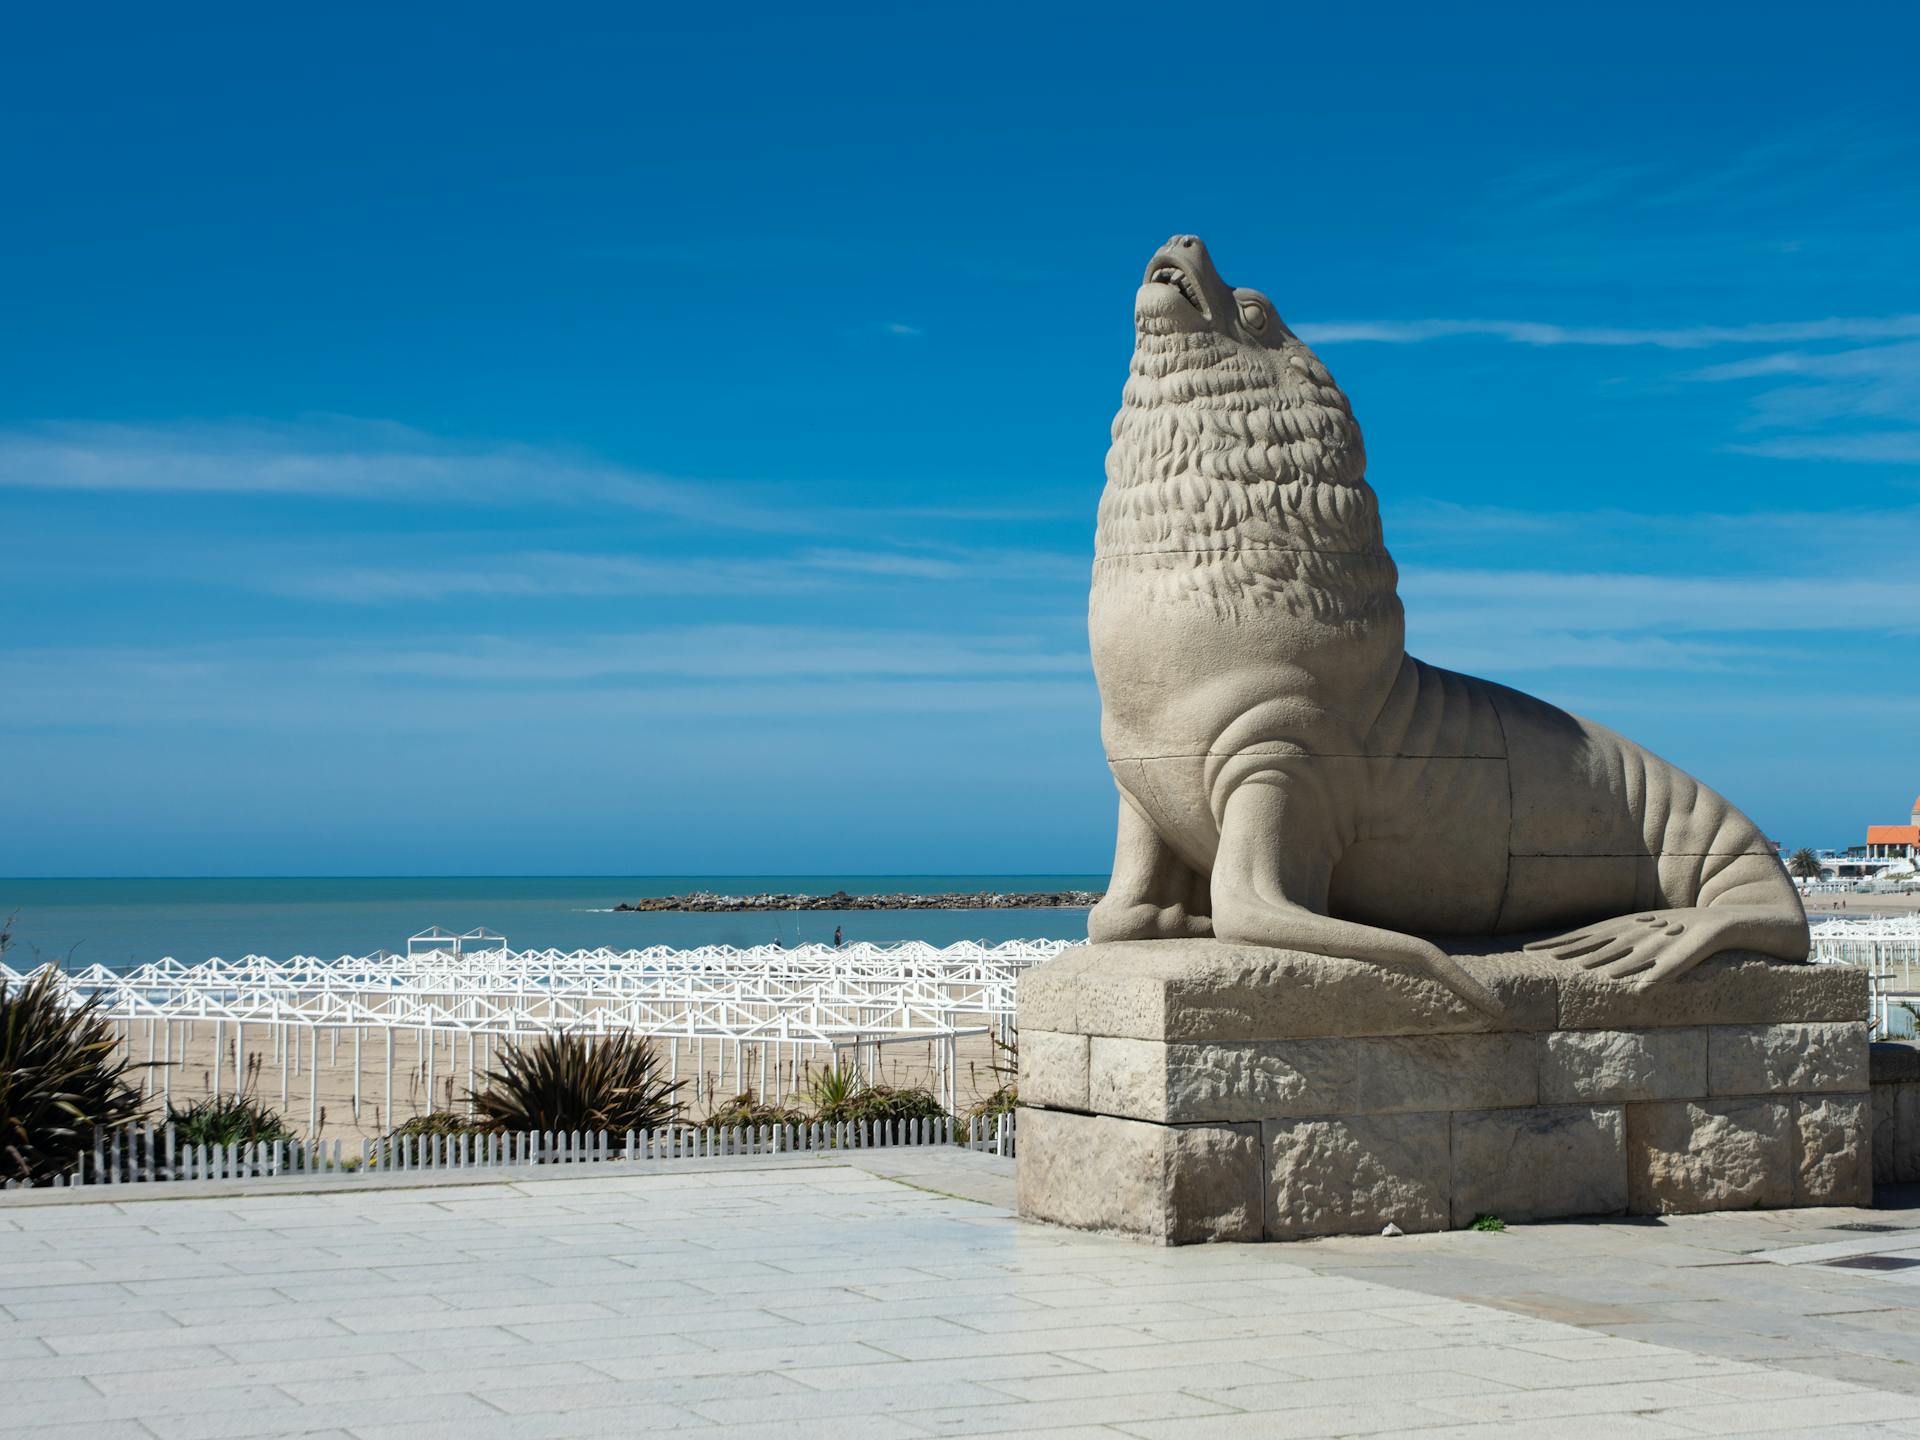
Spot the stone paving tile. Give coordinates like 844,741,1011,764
476,1369,817,1415
0,1377,104,1407
1652,1390,1919,1433
5,1383,300,1431
1342,1421,1696,1439
90,1353,421,1396
1051,1334,1361,1372
142,1394,532,1440
276,1359,609,1405
3,1343,235,1380
352,1416,909,1440
1184,1368,1522,1413
1417,1377,1742,1422
1110,1401,1463,1438
894,1391,1239,1435
685,1377,1022,1426
866,1322,1166,1360
39,1316,346,1356
781,1349,1096,1390
978,1360,1323,1403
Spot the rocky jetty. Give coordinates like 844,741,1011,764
614,889,1103,913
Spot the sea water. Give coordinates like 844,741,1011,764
0,875,1104,971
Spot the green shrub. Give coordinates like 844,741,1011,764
835,1084,948,1126
385,1109,484,1141
968,1083,1017,1121
470,1032,685,1135
1469,1213,1506,1232
0,964,149,1185
167,1092,297,1148
703,1091,810,1131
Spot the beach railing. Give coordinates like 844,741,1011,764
0,1112,1015,1191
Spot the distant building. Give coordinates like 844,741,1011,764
1866,795,1920,863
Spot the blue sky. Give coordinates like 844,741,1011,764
3,3,1917,875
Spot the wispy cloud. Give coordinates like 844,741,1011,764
1683,341,1920,462
336,626,1088,684
259,542,1083,605
1297,316,1920,349
0,418,794,530
1403,569,1920,669
269,553,831,604
0,626,1094,734
879,321,923,337
1408,567,1920,630
1727,434,1920,465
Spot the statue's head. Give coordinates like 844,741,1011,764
1135,234,1287,348
1113,235,1367,494
1098,236,1394,631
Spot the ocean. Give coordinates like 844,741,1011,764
0,875,1104,971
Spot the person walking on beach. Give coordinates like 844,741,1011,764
833,925,843,948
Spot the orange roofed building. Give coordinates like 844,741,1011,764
1866,796,1920,861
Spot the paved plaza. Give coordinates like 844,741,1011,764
6,1153,1920,1438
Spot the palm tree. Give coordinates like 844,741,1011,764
1786,847,1825,882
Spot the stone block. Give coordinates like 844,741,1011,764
1090,1036,1357,1123
1354,1033,1539,1114
1708,1023,1868,1097
1018,1030,1089,1113
1626,1097,1792,1214
1017,941,1557,1043
1014,1107,1262,1245
1086,1032,1539,1123
1795,1094,1873,1206
1870,1042,1920,1085
1539,1028,1707,1104
1872,1082,1920,1187
1450,1105,1627,1225
1264,1113,1449,1238
1557,955,1866,1031
1087,1035,1166,1118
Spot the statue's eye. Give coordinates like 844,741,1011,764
1239,299,1268,332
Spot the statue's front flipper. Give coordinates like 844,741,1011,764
1210,780,1502,1017
1525,904,1810,986
1088,791,1212,942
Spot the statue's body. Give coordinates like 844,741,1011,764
1088,236,1808,1013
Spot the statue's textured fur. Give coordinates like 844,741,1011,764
1088,236,1807,1010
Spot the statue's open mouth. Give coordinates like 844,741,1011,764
1145,259,1208,318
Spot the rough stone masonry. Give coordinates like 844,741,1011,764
1018,942,1870,1241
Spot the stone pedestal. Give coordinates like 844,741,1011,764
1016,941,1871,1244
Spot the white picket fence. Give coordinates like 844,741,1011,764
2,1112,1015,1191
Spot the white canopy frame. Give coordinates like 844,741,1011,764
4,937,1076,1131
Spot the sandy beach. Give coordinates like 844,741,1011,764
1804,893,1920,917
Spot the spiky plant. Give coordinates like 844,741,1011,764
0,965,148,1185
805,1062,860,1121
470,1032,685,1137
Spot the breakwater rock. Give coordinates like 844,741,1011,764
614,889,1104,913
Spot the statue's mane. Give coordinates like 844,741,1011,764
1094,329,1400,632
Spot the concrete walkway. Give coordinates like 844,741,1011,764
5,1155,1920,1438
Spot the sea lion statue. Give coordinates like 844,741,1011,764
1087,235,1808,1013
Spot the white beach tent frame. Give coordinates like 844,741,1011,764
2,934,1075,1132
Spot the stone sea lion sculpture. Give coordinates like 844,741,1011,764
1086,235,1808,1013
